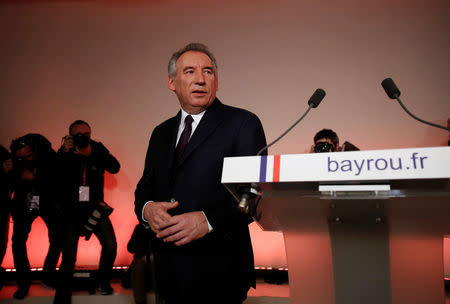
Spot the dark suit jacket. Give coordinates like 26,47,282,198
134,98,267,301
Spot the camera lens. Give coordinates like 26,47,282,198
314,142,334,153
73,134,90,148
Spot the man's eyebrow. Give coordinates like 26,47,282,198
183,66,195,72
182,65,214,72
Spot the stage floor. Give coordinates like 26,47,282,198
2,280,450,304
0,279,290,304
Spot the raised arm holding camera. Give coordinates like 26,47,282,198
54,120,119,304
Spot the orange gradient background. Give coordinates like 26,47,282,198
0,0,449,273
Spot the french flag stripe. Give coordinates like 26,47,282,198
273,155,280,182
259,155,267,182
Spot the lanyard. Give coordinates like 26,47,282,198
82,163,87,186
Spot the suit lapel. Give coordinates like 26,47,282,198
177,99,225,166
168,111,181,171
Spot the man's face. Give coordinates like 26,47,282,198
168,51,218,114
70,123,91,138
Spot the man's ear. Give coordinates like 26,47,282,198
168,75,176,91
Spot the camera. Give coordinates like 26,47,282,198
314,142,335,153
13,157,27,172
73,134,90,148
81,201,114,240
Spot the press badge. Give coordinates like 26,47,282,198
79,186,90,202
28,195,40,211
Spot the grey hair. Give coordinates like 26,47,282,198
168,43,218,78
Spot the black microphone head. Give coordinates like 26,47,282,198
308,88,326,108
381,78,401,99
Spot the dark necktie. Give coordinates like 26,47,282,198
176,115,194,159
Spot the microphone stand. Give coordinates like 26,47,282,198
395,97,450,131
238,89,326,215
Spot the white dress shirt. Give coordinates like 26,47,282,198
176,109,205,146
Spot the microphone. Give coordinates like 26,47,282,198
381,78,450,131
308,88,326,108
238,88,327,215
237,185,259,215
381,78,400,99
257,88,326,156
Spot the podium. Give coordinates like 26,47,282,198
222,147,450,304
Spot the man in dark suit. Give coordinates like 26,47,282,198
134,43,267,304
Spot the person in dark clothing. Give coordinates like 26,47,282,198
9,134,62,299
0,145,12,290
125,224,159,304
54,120,119,304
135,43,267,304
310,129,341,153
310,129,359,153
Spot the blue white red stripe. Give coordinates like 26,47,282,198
259,155,281,182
